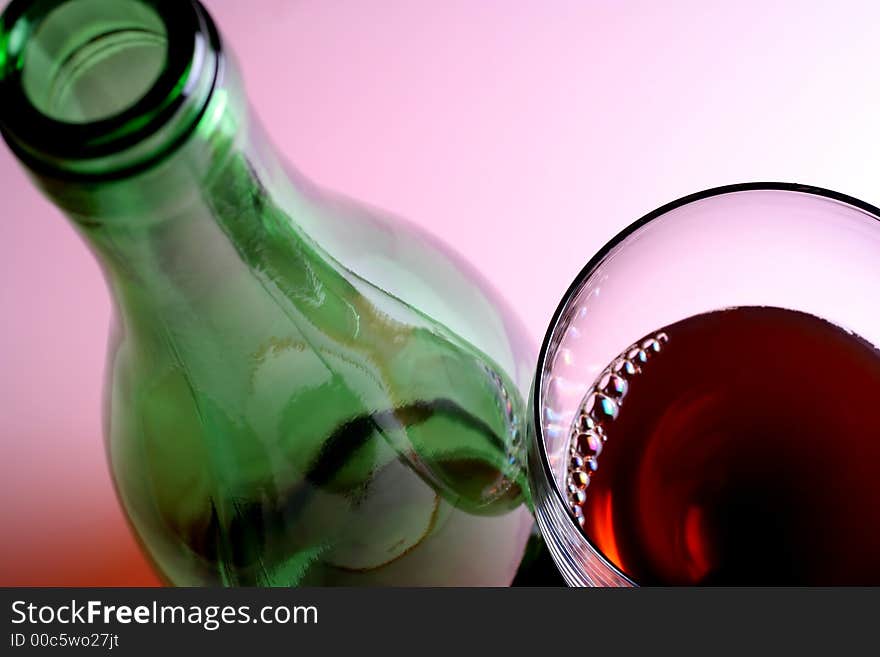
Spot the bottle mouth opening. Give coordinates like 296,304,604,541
0,0,221,179
22,0,167,123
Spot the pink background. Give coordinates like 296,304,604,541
3,0,880,585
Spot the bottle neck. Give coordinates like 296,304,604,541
37,56,269,280
49,91,324,345
0,0,319,334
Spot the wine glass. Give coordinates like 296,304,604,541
528,183,880,586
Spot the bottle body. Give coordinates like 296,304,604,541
102,120,535,586
1,0,535,585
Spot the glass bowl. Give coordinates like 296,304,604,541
527,183,880,586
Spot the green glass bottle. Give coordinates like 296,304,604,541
0,0,540,585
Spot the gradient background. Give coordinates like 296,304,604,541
3,0,880,585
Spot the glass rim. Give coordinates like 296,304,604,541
530,180,880,586
0,0,221,179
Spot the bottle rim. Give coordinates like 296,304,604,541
0,0,221,180
530,181,880,586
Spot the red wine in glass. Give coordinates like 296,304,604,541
566,305,880,585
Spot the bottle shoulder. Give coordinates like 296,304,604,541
289,185,534,388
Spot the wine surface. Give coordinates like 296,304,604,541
566,306,880,585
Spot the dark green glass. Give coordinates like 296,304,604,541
0,0,540,585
